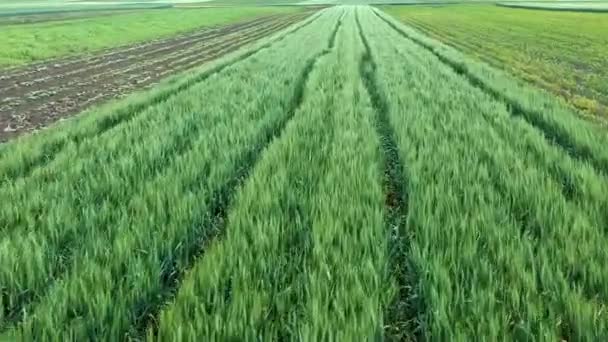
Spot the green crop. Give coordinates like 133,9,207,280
1,5,607,340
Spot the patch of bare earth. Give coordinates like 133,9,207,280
0,11,313,142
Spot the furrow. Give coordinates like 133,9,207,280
355,9,417,341
0,17,295,118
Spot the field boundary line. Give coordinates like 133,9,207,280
138,12,344,340
355,8,419,341
371,8,608,176
0,10,323,184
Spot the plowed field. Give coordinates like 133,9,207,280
0,11,312,141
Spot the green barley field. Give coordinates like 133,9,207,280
1,3,607,341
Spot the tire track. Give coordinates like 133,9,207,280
355,9,418,342
373,10,608,235
372,9,608,337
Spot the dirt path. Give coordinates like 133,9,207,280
0,11,313,142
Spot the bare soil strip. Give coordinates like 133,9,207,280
355,11,418,341
0,12,312,142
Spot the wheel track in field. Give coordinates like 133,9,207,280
0,10,328,333
0,12,313,142
138,12,344,340
372,10,608,177
355,10,419,342
0,11,321,187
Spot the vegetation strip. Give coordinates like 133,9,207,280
374,9,608,176
140,12,343,340
496,3,608,13
355,9,416,341
2,9,343,341
2,5,608,340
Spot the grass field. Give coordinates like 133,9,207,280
383,4,608,119
1,4,608,340
0,6,303,66
498,1,608,12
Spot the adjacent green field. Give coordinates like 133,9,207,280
1,4,607,340
383,4,608,119
499,1,608,12
0,6,303,66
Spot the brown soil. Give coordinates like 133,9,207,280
0,11,312,142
